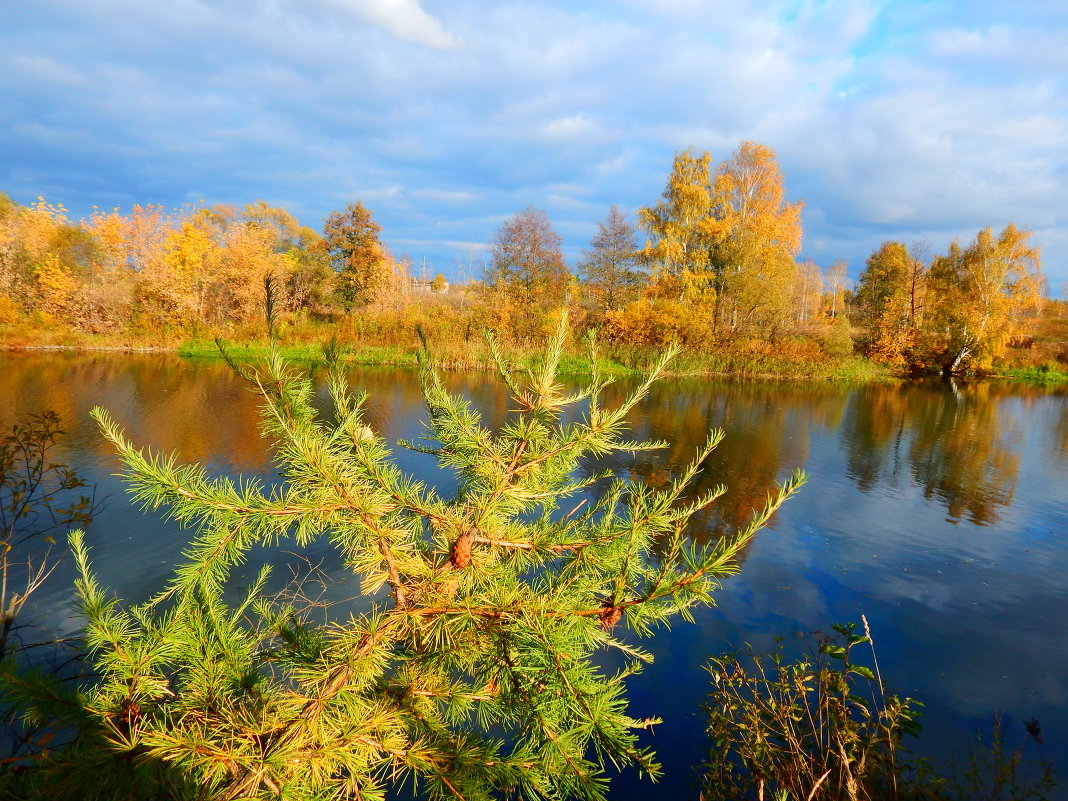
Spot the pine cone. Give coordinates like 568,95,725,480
599,605,623,630
450,529,473,569
119,698,141,734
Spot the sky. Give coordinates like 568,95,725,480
2,0,1067,292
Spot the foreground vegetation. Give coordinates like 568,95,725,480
702,624,1056,801
0,322,805,799
2,140,1064,381
0,341,1058,799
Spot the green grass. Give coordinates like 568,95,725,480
995,363,1068,383
174,335,895,383
519,351,639,377
177,339,328,361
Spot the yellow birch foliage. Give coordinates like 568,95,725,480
638,149,720,283
19,198,68,262
161,218,220,323
84,208,130,276
636,143,803,341
219,221,287,322
923,224,1043,374
709,142,803,334
34,252,74,316
13,199,74,317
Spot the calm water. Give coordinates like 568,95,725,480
4,351,1068,798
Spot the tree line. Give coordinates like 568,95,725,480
0,141,1052,375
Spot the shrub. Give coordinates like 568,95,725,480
701,620,922,801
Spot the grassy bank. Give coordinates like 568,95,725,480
176,335,891,382
995,363,1068,383
0,320,897,383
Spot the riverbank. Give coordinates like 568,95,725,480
13,322,1066,385
11,327,1068,384
0,325,892,382
173,336,893,382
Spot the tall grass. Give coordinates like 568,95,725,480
3,305,895,382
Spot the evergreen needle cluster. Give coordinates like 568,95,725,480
1,315,803,801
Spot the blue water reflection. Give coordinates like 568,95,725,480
2,352,1066,798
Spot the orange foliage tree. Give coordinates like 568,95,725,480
922,224,1043,375
323,201,390,312
627,142,802,347
708,142,803,336
484,207,570,339
855,242,926,366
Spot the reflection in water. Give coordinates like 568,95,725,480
908,380,1018,525
604,379,848,544
842,381,1024,525
1,352,1067,800
1057,402,1068,459
0,352,271,472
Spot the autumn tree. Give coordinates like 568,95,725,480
121,204,184,330
637,149,717,301
0,196,342,331
854,242,927,366
922,224,1043,375
323,201,389,311
578,206,645,316
823,260,848,320
157,213,220,325
82,206,139,324
634,143,803,341
277,226,331,314
485,207,570,334
239,202,332,314
792,260,823,325
0,197,100,322
241,200,301,247
856,242,916,327
612,151,720,348
219,219,290,322
707,142,803,336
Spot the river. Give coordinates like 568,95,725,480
3,350,1067,798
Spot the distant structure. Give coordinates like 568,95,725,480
410,272,449,294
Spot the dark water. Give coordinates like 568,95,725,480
4,351,1068,798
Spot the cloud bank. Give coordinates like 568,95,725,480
1,0,1065,290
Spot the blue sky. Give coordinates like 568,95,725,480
2,0,1066,292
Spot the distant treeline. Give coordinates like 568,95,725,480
0,141,1060,376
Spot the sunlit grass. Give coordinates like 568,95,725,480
4,317,894,382
996,363,1068,383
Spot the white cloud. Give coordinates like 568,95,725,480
540,114,599,142
1,0,1066,290
322,0,460,48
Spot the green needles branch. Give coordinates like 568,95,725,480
1,314,804,801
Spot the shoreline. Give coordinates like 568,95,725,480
3,338,1063,384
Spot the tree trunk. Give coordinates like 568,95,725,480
942,347,969,378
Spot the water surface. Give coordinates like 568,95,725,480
4,351,1067,798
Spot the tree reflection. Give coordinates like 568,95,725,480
908,381,1019,525
0,352,272,473
840,386,911,492
843,380,1022,526
0,352,1052,536
1054,400,1068,460
595,379,840,549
